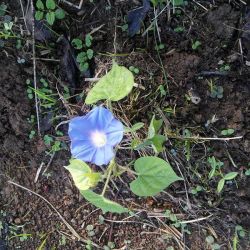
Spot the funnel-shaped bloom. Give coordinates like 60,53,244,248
68,106,123,166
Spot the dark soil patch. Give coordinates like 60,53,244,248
1,1,250,249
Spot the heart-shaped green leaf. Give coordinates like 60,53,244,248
81,190,128,214
130,156,182,196
65,159,101,191
85,62,134,104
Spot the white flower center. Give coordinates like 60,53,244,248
90,130,107,147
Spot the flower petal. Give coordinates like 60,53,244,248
68,116,93,141
71,140,96,162
105,118,124,146
92,146,115,166
87,106,114,130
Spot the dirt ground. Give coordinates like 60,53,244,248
0,0,250,249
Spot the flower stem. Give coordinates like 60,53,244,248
101,160,115,197
107,100,113,112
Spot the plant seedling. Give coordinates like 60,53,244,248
209,82,224,99
174,26,185,33
219,64,230,72
192,40,201,50
103,242,116,250
208,156,238,193
35,0,65,25
233,225,247,250
1,21,14,40
129,66,139,74
155,43,165,51
86,240,93,250
158,85,167,97
221,128,234,136
206,235,220,250
73,35,93,72
208,156,224,179
27,115,35,124
86,224,95,237
190,185,203,195
217,172,238,193
59,235,66,246
245,168,250,176
29,130,36,139
121,24,128,32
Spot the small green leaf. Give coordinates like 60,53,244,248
124,122,144,133
130,156,182,196
86,224,94,231
72,38,83,49
245,169,250,176
80,190,128,214
36,0,44,10
46,0,56,10
217,178,225,193
150,0,158,7
85,34,93,47
221,128,235,136
192,40,201,50
208,167,216,180
206,236,214,244
65,159,101,190
0,4,7,16
87,49,94,59
77,52,87,62
149,134,166,153
80,62,89,72
55,8,65,19
224,172,238,180
148,115,163,139
85,62,134,104
171,0,184,6
46,11,55,25
35,11,44,21
221,130,227,136
133,139,152,150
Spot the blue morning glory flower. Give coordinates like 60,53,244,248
68,106,124,166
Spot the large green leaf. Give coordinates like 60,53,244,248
65,159,100,191
85,62,134,104
81,190,128,214
130,156,182,196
